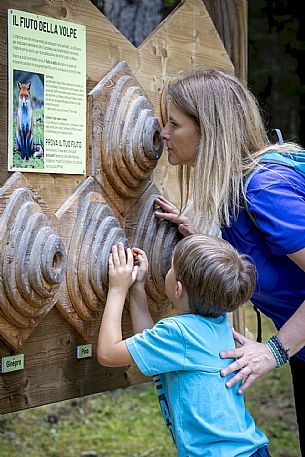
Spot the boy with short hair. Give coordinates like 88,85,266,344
97,234,271,457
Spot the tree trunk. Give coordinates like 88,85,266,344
94,0,164,47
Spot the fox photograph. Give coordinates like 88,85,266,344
12,69,44,169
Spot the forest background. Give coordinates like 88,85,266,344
92,0,305,145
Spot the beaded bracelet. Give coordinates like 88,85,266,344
264,335,290,368
270,335,290,362
265,340,282,368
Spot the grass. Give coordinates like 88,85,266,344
0,304,301,457
0,385,176,457
244,304,300,457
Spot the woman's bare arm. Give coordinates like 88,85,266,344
220,246,305,393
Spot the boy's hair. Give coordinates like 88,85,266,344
172,234,256,317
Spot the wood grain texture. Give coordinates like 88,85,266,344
203,0,247,82
89,60,163,215
0,308,149,414
0,0,234,210
0,0,246,413
203,0,247,328
0,173,66,350
56,177,128,340
125,182,182,310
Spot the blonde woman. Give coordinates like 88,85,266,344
154,69,305,455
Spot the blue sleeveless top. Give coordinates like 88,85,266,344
222,163,305,361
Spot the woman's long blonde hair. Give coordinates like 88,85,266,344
166,69,302,232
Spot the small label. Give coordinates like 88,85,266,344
1,354,24,373
76,344,92,359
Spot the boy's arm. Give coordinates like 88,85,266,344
97,244,135,368
129,248,154,333
129,283,154,333
97,288,134,367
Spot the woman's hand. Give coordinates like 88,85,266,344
220,328,278,394
132,247,148,285
108,243,138,293
154,196,197,237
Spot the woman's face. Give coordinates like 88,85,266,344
161,100,200,167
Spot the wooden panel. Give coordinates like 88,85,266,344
0,308,147,414
0,0,243,413
0,173,66,350
0,0,234,209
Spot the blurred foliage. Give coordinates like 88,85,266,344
163,0,178,7
248,1,305,145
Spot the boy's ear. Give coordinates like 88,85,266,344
175,280,184,299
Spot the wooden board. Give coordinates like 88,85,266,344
0,0,243,414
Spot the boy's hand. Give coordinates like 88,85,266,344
132,247,148,284
129,248,154,333
108,243,138,293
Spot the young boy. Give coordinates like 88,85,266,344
97,234,271,457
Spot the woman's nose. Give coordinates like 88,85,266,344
161,126,170,140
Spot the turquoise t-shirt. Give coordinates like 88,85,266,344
126,313,268,457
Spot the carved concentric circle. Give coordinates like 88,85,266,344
101,73,163,197
133,194,182,305
67,193,128,322
0,188,67,329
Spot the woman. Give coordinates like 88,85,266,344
154,69,305,454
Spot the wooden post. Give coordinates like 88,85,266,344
203,0,248,83
203,0,248,333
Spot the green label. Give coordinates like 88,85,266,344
8,9,87,175
76,344,92,359
1,354,24,373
